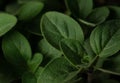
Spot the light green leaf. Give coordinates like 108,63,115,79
37,57,78,83
0,13,17,36
38,39,62,59
90,20,120,58
2,31,32,66
28,53,43,73
41,12,84,49
18,1,44,20
22,72,37,83
87,7,109,25
60,39,84,66
66,0,93,18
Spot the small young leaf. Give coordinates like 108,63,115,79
66,0,93,18
2,31,32,66
41,12,84,49
22,72,37,83
28,53,43,73
37,57,77,83
0,13,17,36
90,20,120,58
38,39,62,59
60,39,84,66
87,7,109,25
18,1,44,20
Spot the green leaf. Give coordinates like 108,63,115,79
2,31,32,66
60,39,84,66
87,7,109,25
38,39,62,59
90,20,120,58
5,3,20,15
41,12,84,49
37,57,77,83
28,53,43,73
0,13,17,36
18,1,44,20
108,6,120,19
22,72,37,83
66,0,93,18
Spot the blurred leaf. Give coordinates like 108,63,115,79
66,0,93,18
0,13,17,36
87,7,109,25
18,1,44,21
2,31,32,66
28,53,43,73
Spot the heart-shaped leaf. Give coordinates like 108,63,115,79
37,57,78,83
17,1,44,20
0,13,17,36
90,20,120,58
66,0,93,18
87,7,109,25
28,53,43,73
41,12,84,49
2,31,32,66
60,39,85,66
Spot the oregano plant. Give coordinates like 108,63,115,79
0,0,120,83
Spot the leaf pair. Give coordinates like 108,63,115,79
66,0,109,26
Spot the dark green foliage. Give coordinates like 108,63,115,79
0,0,120,83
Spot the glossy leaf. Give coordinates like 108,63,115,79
87,7,109,25
28,53,43,73
38,39,62,59
18,1,44,20
37,57,77,83
66,0,93,18
0,13,17,36
60,39,84,66
90,20,120,58
41,12,84,49
22,72,37,83
2,31,32,66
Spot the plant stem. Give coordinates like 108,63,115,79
94,67,120,76
78,19,96,27
87,72,93,83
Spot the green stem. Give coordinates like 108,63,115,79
88,55,99,68
78,19,96,27
94,67,120,76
